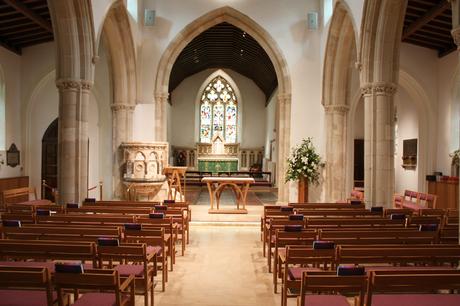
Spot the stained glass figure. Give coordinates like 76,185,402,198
199,76,238,143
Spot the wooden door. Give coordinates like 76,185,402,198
41,119,58,200
354,139,364,188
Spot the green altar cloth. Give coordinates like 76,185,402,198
198,158,238,173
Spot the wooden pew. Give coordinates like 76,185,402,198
366,269,460,306
0,266,55,306
123,227,168,291
337,245,460,267
294,209,382,217
264,218,305,261
97,242,155,306
278,246,336,306
36,214,136,225
289,202,366,209
1,224,122,242
299,271,367,306
318,229,439,245
306,217,406,228
0,239,97,268
54,268,135,306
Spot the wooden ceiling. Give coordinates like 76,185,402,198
169,22,278,102
403,0,455,57
0,0,53,55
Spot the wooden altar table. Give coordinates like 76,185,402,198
201,177,255,214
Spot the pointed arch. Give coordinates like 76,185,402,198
322,1,358,201
155,6,292,202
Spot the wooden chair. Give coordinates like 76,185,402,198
298,271,367,306
366,269,460,306
0,266,55,306
54,268,135,306
97,242,155,306
123,227,168,291
280,246,336,306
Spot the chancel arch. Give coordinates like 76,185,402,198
323,1,358,202
155,6,292,202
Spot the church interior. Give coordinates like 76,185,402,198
0,0,459,305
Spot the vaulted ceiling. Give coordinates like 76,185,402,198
169,22,278,103
0,0,53,55
403,0,455,57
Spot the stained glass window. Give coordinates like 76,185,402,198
199,76,238,143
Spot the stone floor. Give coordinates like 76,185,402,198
147,225,288,306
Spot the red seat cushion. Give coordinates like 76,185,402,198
0,290,56,306
371,294,460,306
115,264,145,277
73,293,130,306
147,246,162,255
301,294,350,306
402,202,422,211
287,267,322,280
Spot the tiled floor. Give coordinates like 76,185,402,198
149,225,288,306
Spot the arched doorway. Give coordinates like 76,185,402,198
154,6,292,202
41,118,58,200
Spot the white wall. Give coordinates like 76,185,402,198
0,47,22,178
394,86,419,193
168,68,266,149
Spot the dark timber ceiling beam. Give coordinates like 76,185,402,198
403,0,450,40
3,0,52,33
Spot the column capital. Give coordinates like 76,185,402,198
451,26,460,47
154,91,169,102
111,104,136,112
360,82,397,97
324,104,349,114
277,92,291,104
56,79,93,91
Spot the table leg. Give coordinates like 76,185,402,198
241,183,250,210
206,182,214,210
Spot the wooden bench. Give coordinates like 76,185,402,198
97,242,155,306
54,268,135,306
366,269,460,306
278,246,336,306
299,271,367,306
289,202,366,210
306,217,406,228
0,266,55,306
36,214,136,225
318,229,439,245
0,239,97,268
2,187,52,210
264,218,306,261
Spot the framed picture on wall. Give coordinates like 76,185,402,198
6,143,20,168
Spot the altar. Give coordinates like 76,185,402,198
196,133,240,172
197,157,238,172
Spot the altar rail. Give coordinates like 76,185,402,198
184,171,272,187
172,146,264,170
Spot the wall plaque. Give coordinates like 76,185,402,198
6,143,20,167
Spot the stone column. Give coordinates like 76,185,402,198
450,0,460,242
112,104,135,198
324,104,348,202
276,93,291,203
361,82,397,208
155,92,168,141
56,79,92,204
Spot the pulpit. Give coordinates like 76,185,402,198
120,142,168,201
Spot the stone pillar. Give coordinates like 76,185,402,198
277,93,291,203
324,104,348,202
450,0,460,242
361,82,397,208
155,92,168,141
56,79,92,204
112,104,135,198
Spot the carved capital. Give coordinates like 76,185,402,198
111,104,136,112
324,104,349,114
80,80,93,91
56,79,81,91
451,27,460,47
277,93,291,104
154,92,169,103
361,82,397,97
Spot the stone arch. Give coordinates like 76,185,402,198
155,6,292,202
322,1,358,201
358,0,408,207
398,70,436,192
194,69,243,144
100,1,137,197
